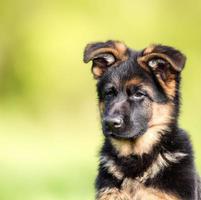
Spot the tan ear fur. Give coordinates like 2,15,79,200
83,40,129,79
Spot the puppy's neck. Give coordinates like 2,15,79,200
110,124,172,157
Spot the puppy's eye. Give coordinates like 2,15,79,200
105,90,113,96
133,91,146,100
127,87,146,100
104,87,117,99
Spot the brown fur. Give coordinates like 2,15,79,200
114,41,129,60
137,59,177,99
125,77,143,87
97,152,186,199
136,152,187,183
85,41,128,61
100,151,186,184
100,155,124,180
134,187,180,200
93,67,105,78
137,44,183,100
97,180,180,200
139,44,185,72
96,188,132,200
99,101,105,116
111,125,166,156
122,178,180,200
154,73,176,99
84,41,129,79
148,102,174,127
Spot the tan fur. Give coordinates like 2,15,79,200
125,71,176,101
100,156,124,180
137,152,187,183
99,152,186,192
122,178,180,200
111,125,164,157
100,151,187,184
121,178,140,195
85,47,120,61
137,44,179,99
97,151,186,199
86,41,128,78
134,187,180,200
125,77,143,87
155,73,177,99
99,101,105,116
111,139,133,157
96,187,132,200
93,66,105,78
86,41,128,63
141,84,155,98
137,153,168,183
139,44,182,72
137,54,177,99
114,41,128,60
132,125,167,156
137,56,151,73
164,152,187,163
143,44,156,55
148,102,174,127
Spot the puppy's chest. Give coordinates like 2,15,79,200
100,151,186,199
121,178,146,198
119,161,159,197
120,178,179,200
100,153,163,182
121,178,154,199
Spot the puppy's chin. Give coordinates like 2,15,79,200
104,131,144,140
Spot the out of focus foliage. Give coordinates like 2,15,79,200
0,0,201,199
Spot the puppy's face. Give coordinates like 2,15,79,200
97,62,164,139
84,41,186,139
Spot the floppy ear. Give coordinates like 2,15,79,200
138,44,186,73
137,44,186,98
83,40,129,79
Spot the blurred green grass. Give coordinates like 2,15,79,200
0,0,201,199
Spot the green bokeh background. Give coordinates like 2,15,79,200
0,0,201,199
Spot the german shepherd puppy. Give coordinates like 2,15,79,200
83,40,201,200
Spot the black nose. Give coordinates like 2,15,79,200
103,116,123,131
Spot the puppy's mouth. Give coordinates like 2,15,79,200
102,118,147,139
103,130,143,140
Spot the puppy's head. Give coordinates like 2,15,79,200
83,40,186,140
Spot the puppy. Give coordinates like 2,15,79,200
83,40,201,200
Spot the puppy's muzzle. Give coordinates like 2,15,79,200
103,116,124,135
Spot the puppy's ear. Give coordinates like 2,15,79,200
138,44,186,73
137,44,186,98
83,40,129,79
